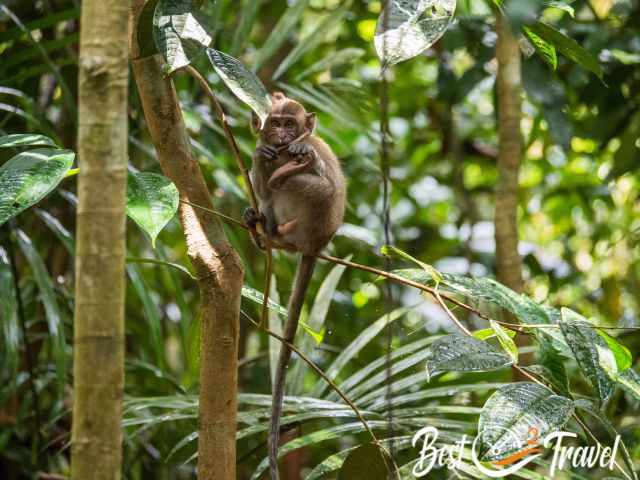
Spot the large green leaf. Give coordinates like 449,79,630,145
126,171,178,247
206,49,272,127
0,133,57,148
425,334,513,380
153,0,212,73
477,382,574,461
0,148,74,226
374,0,457,67
338,443,395,480
527,22,604,80
393,269,570,350
559,308,615,404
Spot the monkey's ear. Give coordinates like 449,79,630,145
305,112,317,133
250,112,262,135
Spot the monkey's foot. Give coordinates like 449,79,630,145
243,207,264,230
243,207,266,250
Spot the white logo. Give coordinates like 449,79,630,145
411,425,620,478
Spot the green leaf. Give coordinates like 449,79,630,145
153,0,212,73
597,330,632,373
0,148,74,226
126,172,178,248
523,26,557,70
206,48,272,127
473,327,516,341
544,1,575,17
617,369,640,401
375,0,457,67
241,285,288,317
527,22,604,80
252,0,310,72
338,443,395,480
478,382,574,461
0,133,57,148
490,320,519,364
16,229,67,395
425,334,513,381
536,335,570,397
381,245,443,284
273,4,351,79
559,308,615,404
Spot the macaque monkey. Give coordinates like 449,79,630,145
244,92,346,480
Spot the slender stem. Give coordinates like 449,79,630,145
182,65,259,212
243,313,379,444
261,246,273,327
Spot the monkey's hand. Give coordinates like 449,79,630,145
257,144,278,161
288,142,314,158
243,207,266,250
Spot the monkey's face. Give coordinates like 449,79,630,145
264,114,300,147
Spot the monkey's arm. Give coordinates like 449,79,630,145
266,155,314,191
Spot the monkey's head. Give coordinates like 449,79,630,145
252,92,316,147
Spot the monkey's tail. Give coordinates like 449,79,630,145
268,254,316,480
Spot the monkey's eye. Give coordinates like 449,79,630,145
285,120,294,128
271,120,281,128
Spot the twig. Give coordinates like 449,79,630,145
182,65,259,211
242,312,379,444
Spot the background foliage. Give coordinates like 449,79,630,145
1,0,639,478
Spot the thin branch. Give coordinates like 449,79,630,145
242,312,379,443
181,65,259,212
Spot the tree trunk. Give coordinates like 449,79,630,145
71,0,129,479
128,3,244,480
495,12,524,294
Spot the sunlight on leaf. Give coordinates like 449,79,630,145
375,0,457,67
126,172,178,248
206,48,272,127
0,148,74,226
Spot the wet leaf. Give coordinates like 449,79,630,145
126,172,178,248
0,148,74,226
153,0,211,73
0,133,57,148
206,48,271,127
425,334,513,381
478,382,573,461
375,0,457,66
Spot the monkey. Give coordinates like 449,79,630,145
244,92,346,480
